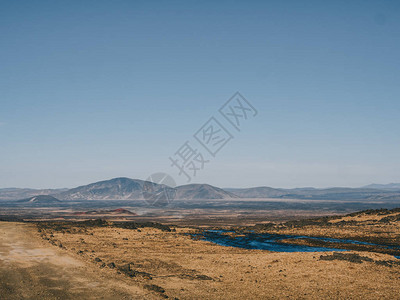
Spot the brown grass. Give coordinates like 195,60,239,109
37,216,400,300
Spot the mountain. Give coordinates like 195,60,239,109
0,188,67,201
54,178,235,201
17,195,62,204
55,178,150,200
363,183,400,190
175,184,238,200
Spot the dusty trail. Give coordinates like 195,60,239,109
0,222,152,300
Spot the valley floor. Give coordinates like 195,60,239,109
1,212,398,299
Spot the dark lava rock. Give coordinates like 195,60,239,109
114,221,171,232
107,262,116,269
195,274,213,280
320,252,373,264
379,215,400,223
94,257,102,262
118,264,152,279
144,284,166,296
254,223,276,230
375,260,400,267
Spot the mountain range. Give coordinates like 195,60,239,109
51,178,237,201
362,183,400,190
1,178,400,202
0,188,68,201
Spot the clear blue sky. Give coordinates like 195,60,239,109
1,0,399,189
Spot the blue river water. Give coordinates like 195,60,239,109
193,230,400,257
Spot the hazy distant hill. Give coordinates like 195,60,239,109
175,184,237,200
363,183,400,190
0,188,67,201
227,186,400,201
225,187,287,198
17,195,62,204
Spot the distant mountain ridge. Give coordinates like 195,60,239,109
226,186,400,201
175,184,238,200
0,188,67,201
2,178,400,201
363,183,400,190
17,195,62,204
53,178,235,201
226,187,286,198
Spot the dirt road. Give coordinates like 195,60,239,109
0,222,153,300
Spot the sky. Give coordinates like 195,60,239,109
1,0,400,189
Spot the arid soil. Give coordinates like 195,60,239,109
27,210,400,300
0,222,156,299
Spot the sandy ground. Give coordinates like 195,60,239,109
0,222,155,300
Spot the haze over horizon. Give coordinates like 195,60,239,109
1,176,400,191
1,1,400,189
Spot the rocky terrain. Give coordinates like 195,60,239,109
1,207,396,299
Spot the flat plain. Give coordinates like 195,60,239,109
1,207,400,299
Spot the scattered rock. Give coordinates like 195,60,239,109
195,274,213,281
144,284,167,297
118,264,152,279
320,252,373,264
375,260,400,267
